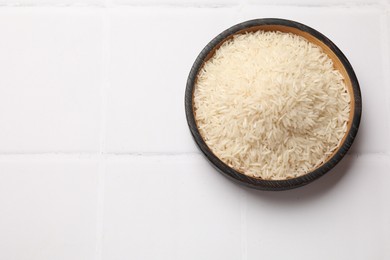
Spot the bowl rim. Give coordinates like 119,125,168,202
184,18,362,191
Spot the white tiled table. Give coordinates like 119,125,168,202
0,1,389,260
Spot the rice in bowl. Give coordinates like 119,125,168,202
193,30,351,180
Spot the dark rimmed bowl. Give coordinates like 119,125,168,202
185,18,362,191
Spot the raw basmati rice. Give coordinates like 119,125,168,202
193,30,350,180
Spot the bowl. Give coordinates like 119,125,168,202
185,18,362,191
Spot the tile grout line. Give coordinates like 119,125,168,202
248,3,386,8
0,3,106,7
96,8,110,260
380,10,390,256
380,10,390,157
96,161,106,260
240,189,248,260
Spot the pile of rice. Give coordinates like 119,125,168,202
194,30,350,180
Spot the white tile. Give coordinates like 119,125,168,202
245,0,384,6
243,154,390,260
385,12,390,145
112,0,238,6
103,154,242,260
0,9,103,152
0,159,98,260
234,7,388,154
106,8,241,153
0,0,104,5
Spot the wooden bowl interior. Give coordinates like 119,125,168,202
195,25,355,173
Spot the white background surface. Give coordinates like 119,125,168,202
0,0,389,259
